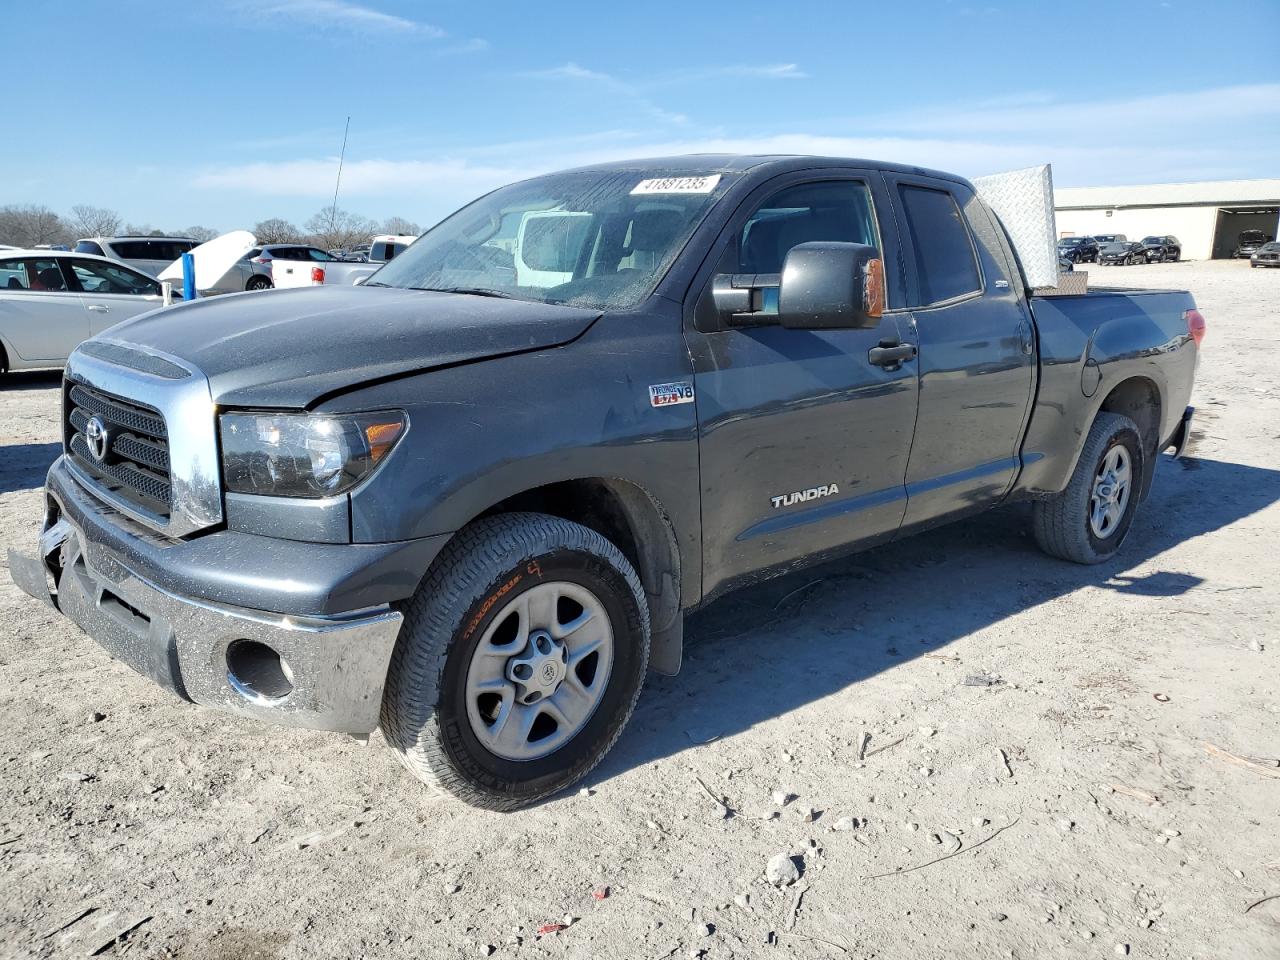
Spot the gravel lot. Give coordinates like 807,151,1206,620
1,259,1277,959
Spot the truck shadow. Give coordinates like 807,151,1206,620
595,453,1280,786
0,370,62,391
0,443,61,495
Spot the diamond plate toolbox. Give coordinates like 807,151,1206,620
972,164,1060,290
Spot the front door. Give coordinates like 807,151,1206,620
687,173,920,598
885,176,1035,533
64,258,167,336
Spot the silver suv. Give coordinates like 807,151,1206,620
73,237,198,278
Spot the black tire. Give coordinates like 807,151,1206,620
380,512,650,810
246,275,272,291
1032,412,1145,565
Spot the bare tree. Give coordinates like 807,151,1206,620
182,225,219,243
305,207,377,251
253,218,302,244
0,204,72,247
68,205,122,239
381,216,421,237
123,223,169,237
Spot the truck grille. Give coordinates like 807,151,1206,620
65,380,172,516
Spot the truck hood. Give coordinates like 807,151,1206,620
104,286,601,408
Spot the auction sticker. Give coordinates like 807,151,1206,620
631,175,721,195
649,381,695,407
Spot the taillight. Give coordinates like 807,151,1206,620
250,257,268,264
310,266,325,284
1185,308,1206,347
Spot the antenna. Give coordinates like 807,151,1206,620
330,116,351,231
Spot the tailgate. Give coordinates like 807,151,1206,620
269,259,317,289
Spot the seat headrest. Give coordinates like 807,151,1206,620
628,209,685,251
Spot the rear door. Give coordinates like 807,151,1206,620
884,175,1035,533
0,256,88,361
687,170,920,595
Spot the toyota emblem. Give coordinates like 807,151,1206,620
84,416,110,462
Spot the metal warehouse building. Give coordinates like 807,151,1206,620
1054,179,1280,261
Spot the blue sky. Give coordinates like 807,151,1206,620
4,0,1277,232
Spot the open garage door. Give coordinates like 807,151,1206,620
1212,207,1280,258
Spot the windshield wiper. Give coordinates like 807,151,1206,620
362,280,390,287
413,286,517,300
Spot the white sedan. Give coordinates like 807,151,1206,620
0,249,173,375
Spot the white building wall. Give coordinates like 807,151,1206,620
1055,206,1220,260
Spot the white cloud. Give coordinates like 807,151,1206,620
250,0,445,37
659,63,809,82
863,83,1280,139
191,83,1279,223
193,157,528,209
526,62,688,126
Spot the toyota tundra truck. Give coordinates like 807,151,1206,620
8,155,1202,810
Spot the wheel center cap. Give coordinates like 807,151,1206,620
506,630,567,704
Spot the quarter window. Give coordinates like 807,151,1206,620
897,185,981,306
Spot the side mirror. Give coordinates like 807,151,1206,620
779,242,884,330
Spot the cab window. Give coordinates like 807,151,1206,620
737,180,881,275
69,259,159,296
0,258,69,291
896,184,981,306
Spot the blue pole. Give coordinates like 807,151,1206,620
181,252,196,301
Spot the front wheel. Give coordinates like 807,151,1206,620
381,513,650,810
1032,412,1145,564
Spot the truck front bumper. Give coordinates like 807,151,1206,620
7,458,429,734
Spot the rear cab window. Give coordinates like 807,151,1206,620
74,240,105,256
895,184,982,306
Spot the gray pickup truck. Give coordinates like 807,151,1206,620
9,155,1203,810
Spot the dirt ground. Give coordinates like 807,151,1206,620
1,259,1277,960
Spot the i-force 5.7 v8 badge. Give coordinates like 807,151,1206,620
771,484,840,509
649,382,695,407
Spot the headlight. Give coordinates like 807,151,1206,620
220,411,406,498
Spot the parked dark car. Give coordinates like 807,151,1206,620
1139,236,1181,262
1235,230,1273,259
9,154,1203,810
1251,241,1280,268
1056,236,1099,264
1099,241,1146,265
1093,233,1126,245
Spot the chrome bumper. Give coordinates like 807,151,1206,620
9,499,403,736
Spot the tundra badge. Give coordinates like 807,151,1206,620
771,484,840,509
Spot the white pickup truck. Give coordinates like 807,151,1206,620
270,234,417,289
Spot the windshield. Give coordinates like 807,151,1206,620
1141,236,1161,244
1058,238,1083,246
1240,231,1265,243
1103,243,1129,251
1261,242,1280,252
370,169,734,310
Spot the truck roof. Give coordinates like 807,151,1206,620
556,153,972,187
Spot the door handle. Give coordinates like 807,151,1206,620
87,304,109,313
868,338,917,368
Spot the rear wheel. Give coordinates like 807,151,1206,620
380,513,650,810
246,275,272,291
1032,412,1144,564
